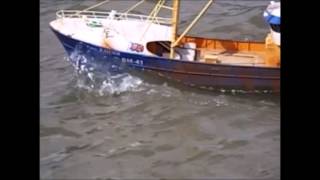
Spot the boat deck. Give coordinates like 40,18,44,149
198,49,267,67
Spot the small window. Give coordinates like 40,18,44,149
270,24,280,33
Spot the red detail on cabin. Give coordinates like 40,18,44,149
130,43,144,53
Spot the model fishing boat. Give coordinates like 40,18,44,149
49,0,280,92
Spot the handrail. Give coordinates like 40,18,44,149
139,0,166,41
56,10,171,25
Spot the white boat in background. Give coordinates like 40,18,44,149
264,1,280,46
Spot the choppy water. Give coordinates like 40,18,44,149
40,0,280,179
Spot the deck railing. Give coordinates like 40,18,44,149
56,10,171,25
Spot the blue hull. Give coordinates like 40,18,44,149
51,28,280,92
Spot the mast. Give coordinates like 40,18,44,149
169,0,213,59
170,0,180,59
